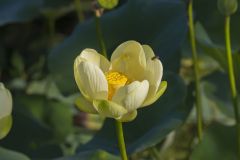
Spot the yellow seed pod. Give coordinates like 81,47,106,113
218,0,238,16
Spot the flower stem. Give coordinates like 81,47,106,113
93,9,128,159
74,0,84,22
94,14,108,58
47,14,55,47
188,0,203,141
224,16,240,159
115,120,128,160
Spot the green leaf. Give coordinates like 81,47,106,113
26,77,79,104
0,0,42,26
15,94,46,122
195,23,240,98
184,23,238,121
57,150,120,160
202,71,240,119
0,147,30,160
190,123,238,160
77,73,193,155
195,22,227,70
47,101,73,142
193,0,240,48
48,0,187,93
12,94,74,142
0,94,65,159
98,0,119,9
11,52,25,76
43,0,70,9
0,46,7,71
0,0,71,26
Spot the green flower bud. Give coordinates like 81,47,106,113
218,0,238,16
98,0,119,9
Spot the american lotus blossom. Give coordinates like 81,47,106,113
74,40,167,122
0,83,13,139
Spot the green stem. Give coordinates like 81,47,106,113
115,121,128,160
188,0,203,141
74,0,84,22
95,15,108,58
94,11,128,159
224,16,240,159
47,15,55,47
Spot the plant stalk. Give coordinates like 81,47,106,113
74,0,84,22
115,120,128,160
224,16,240,159
47,15,55,47
188,0,203,141
94,11,128,160
95,14,107,58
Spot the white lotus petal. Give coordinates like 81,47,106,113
110,40,146,80
142,45,163,102
0,83,12,119
74,58,91,100
76,62,108,100
142,45,155,59
112,80,149,111
144,59,163,100
141,81,167,107
117,110,137,122
78,49,110,72
93,100,128,118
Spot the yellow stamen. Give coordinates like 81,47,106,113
105,71,128,100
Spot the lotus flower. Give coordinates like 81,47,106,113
0,83,13,139
74,40,167,122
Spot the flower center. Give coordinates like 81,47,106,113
105,71,128,100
